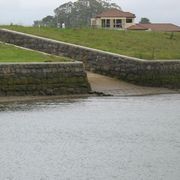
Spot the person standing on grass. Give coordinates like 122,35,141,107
62,23,65,29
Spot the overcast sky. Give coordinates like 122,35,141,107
0,0,180,26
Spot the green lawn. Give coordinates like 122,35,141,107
0,42,70,62
1,25,180,60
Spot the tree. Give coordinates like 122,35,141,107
54,0,110,28
34,0,121,28
139,17,151,24
34,16,56,27
42,16,56,27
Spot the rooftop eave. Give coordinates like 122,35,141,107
96,15,136,18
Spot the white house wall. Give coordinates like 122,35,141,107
91,17,135,29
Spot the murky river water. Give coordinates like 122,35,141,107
0,94,180,180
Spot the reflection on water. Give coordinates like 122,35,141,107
0,98,82,112
0,94,180,180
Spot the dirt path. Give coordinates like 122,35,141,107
87,72,179,96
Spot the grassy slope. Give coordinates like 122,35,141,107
1,25,180,60
0,43,70,62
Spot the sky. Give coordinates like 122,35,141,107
0,0,180,26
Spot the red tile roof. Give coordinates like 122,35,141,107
96,9,136,18
128,23,180,32
127,24,148,30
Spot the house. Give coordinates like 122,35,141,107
91,8,136,29
128,23,180,32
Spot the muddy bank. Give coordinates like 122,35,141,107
87,72,179,96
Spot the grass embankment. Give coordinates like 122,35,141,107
1,25,180,60
0,43,70,62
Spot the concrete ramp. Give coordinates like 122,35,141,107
87,72,178,96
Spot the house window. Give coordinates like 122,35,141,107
106,19,110,27
102,19,110,28
113,19,122,28
102,19,105,27
126,19,133,23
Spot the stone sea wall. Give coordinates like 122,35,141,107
0,62,90,96
0,29,180,88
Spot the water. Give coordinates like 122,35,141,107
0,94,180,180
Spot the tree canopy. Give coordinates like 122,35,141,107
139,17,151,24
